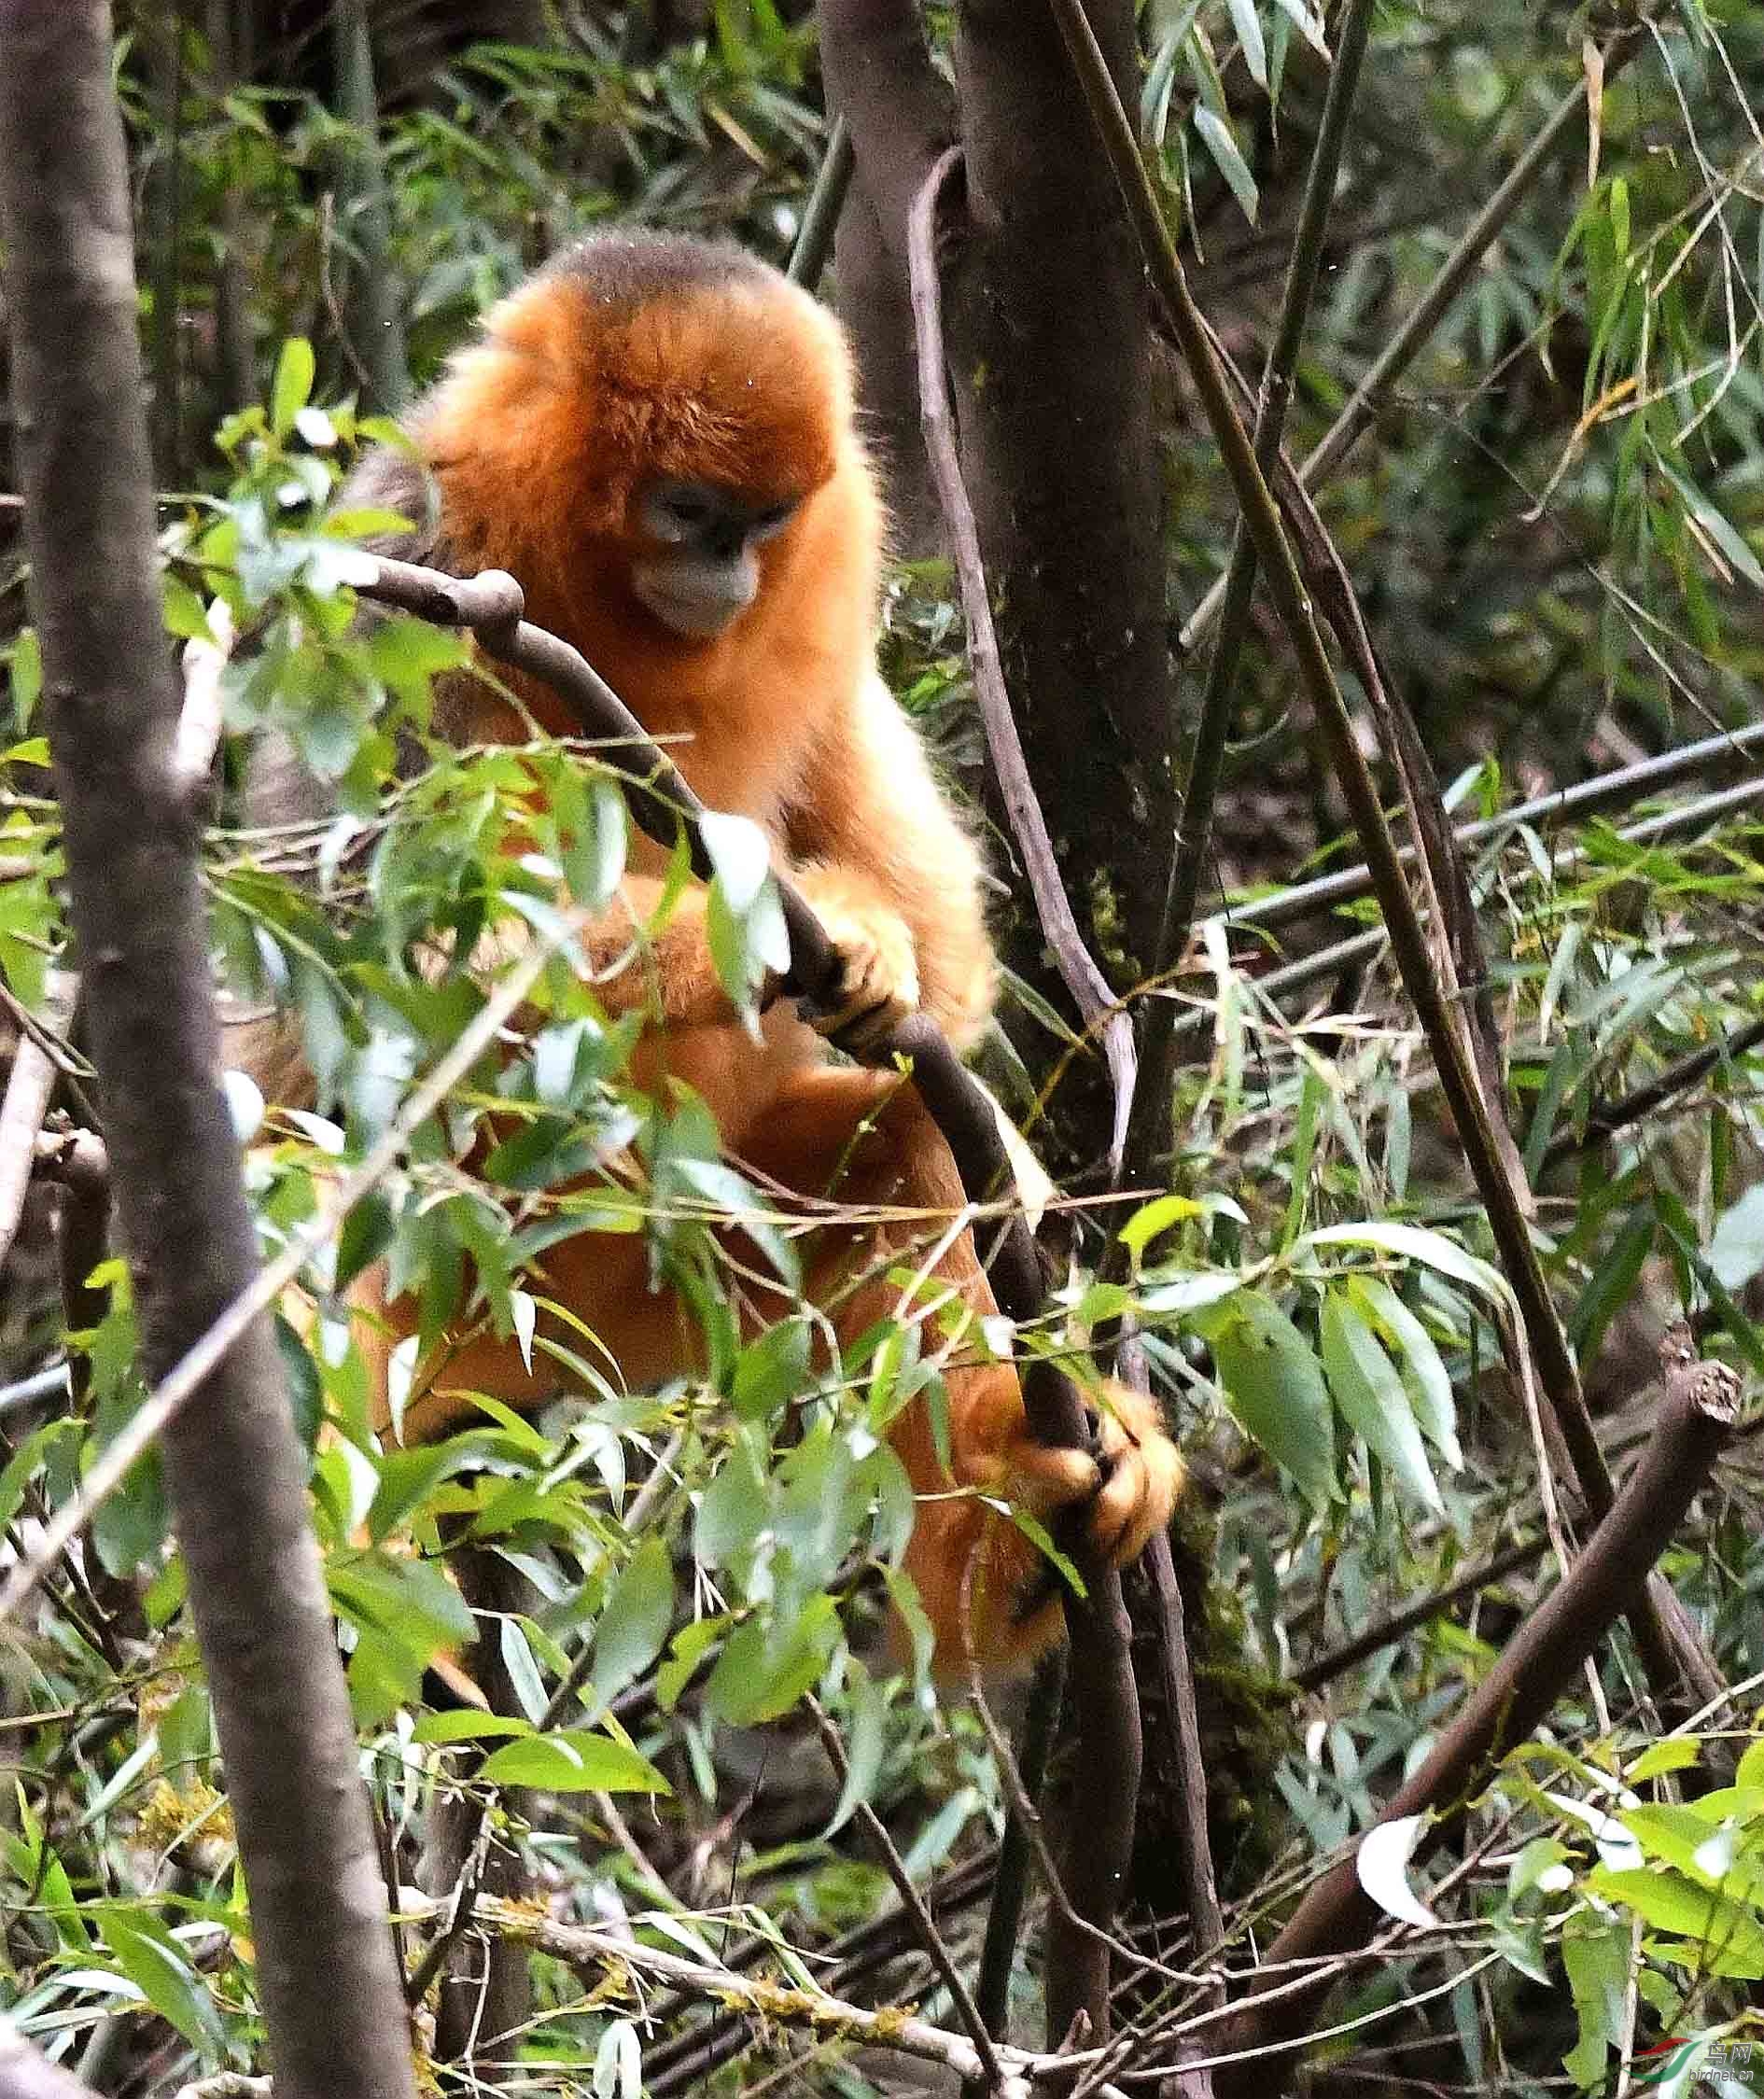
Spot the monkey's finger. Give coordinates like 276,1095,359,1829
821,996,904,1052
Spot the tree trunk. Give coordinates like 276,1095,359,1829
0,10,417,2098
947,0,1174,1161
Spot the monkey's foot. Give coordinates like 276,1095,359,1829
793,866,921,1051
1003,1378,1183,1570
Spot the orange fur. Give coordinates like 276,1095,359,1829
246,231,1181,1677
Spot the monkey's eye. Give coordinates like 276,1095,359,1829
662,491,713,528
752,498,799,539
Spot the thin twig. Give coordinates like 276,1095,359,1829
787,115,853,290
1215,717,1764,941
0,1361,72,1416
804,1695,1004,2086
906,146,1138,1176
1293,1536,1546,1693
1541,1013,1764,1173
1177,30,1646,656
1127,0,1378,1187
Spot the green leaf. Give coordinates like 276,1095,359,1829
1589,1867,1764,1977
1223,0,1267,88
825,1660,886,1838
705,1597,841,1725
1296,1222,1516,1308
8,629,41,729
335,1188,396,1290
1561,1919,1629,2086
592,1536,675,1710
1282,1064,1323,1247
658,1616,726,1711
1571,1210,1656,1362
479,1729,669,1794
669,1156,800,1289
1191,1289,1336,1508
1657,459,1764,592
1119,1193,1205,1264
558,771,629,912
696,1448,769,1568
1320,1288,1442,1513
732,1318,811,1421
1629,1738,1702,1783
271,337,316,439
412,1710,534,1745
1350,1276,1462,1468
329,1550,476,1660
1193,105,1258,222
105,1911,226,2052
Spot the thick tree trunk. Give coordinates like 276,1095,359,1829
948,0,1174,1154
817,0,953,556
0,10,416,2099
833,185,942,556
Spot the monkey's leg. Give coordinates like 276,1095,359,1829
357,1222,696,1443
735,1070,1181,1680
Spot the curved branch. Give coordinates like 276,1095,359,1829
906,149,1138,1173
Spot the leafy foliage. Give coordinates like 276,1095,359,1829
2,2,1764,2093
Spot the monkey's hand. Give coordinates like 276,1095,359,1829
1002,1379,1184,1571
792,865,921,1052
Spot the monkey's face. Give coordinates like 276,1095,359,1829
628,478,802,639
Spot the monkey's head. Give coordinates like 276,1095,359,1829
411,231,880,655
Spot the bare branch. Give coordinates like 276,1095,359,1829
173,596,234,794
0,973,75,1276
907,147,1137,1172
393,1886,1132,2097
1220,1353,1736,2083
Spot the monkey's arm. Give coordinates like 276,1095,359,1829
786,676,997,1053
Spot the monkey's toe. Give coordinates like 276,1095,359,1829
1086,1382,1183,1567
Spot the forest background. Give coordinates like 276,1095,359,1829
3,1,1764,2095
